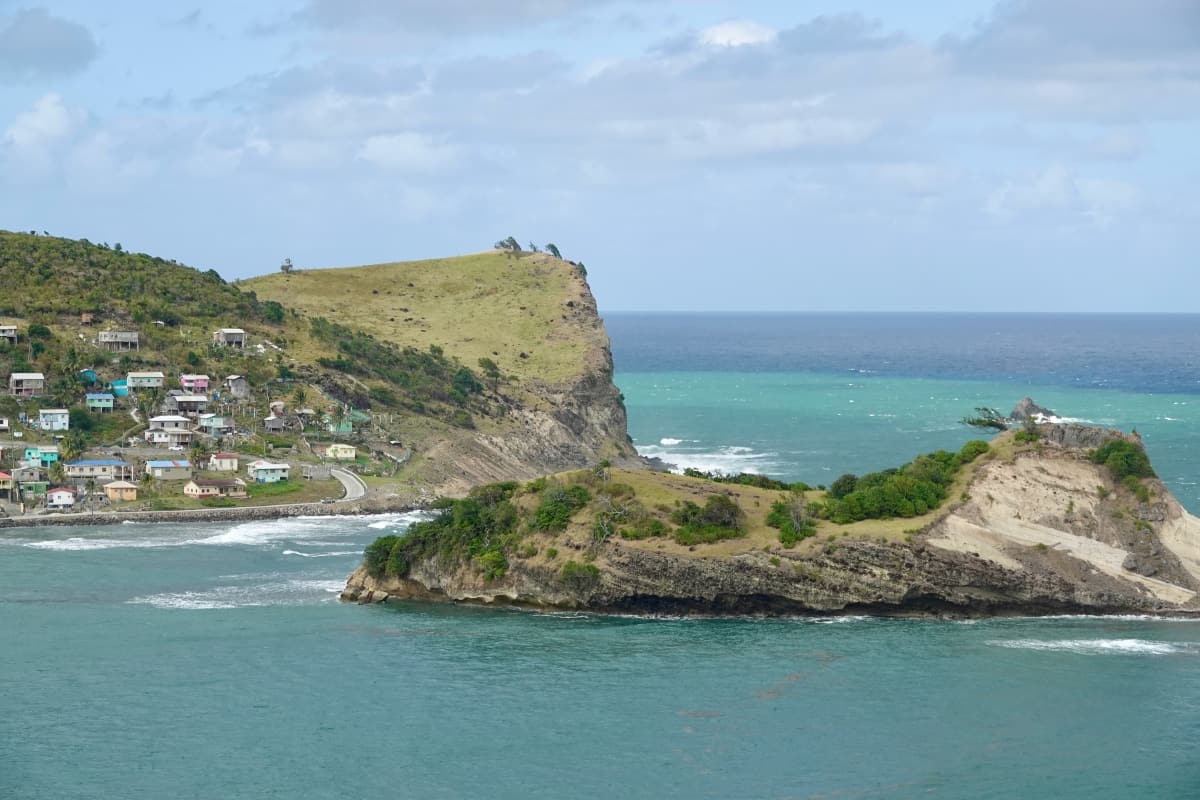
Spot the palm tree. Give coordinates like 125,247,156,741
61,429,86,463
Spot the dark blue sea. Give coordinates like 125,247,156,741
2,313,1199,799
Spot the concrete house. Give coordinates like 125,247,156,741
23,445,59,465
172,394,208,416
212,328,245,348
0,470,12,499
144,415,195,448
85,393,115,412
8,372,45,397
97,331,139,351
104,481,139,502
184,477,248,499
179,374,210,392
223,375,250,399
12,464,43,483
0,416,8,431
38,408,70,431
197,414,234,436
208,452,239,472
247,460,289,483
325,443,357,462
64,459,133,482
127,371,165,389
46,486,78,510
145,459,192,481
0,325,17,345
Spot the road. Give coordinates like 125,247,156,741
331,468,367,502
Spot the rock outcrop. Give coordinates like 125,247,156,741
343,425,1200,617
1010,396,1055,420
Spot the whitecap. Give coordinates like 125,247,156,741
659,437,683,446
987,638,1188,655
24,536,185,551
281,549,359,558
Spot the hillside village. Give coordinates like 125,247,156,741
0,318,396,516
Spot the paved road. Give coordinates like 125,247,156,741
331,468,367,502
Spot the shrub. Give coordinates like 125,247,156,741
475,550,508,580
620,517,668,540
767,497,816,548
533,484,591,531
1122,475,1151,503
1091,439,1155,481
828,473,858,499
545,547,559,559
958,440,990,462
365,534,401,578
561,560,600,585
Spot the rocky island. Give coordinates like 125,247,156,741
343,423,1200,617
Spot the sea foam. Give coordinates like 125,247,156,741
987,638,1189,656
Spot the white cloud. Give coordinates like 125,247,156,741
2,93,87,174
699,20,776,48
357,132,457,171
985,163,1143,227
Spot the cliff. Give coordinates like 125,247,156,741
343,426,1200,617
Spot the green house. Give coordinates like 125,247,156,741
86,392,115,412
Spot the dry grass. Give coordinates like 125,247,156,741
244,251,600,385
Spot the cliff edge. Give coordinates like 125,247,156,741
343,425,1200,617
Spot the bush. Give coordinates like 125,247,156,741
828,473,858,500
767,498,816,547
561,560,600,583
1123,475,1151,503
365,534,400,578
475,550,508,580
670,494,745,545
620,517,667,540
533,484,591,531
820,448,969,524
1090,438,1155,481
958,440,990,462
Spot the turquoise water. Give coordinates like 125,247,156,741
5,313,1200,798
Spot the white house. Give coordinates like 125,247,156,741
0,324,17,345
144,415,195,447
38,408,70,431
325,443,357,461
46,486,78,510
247,460,290,483
127,371,166,389
207,452,239,472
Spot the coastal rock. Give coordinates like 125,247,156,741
344,425,1200,618
1010,397,1055,420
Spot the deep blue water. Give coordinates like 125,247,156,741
3,313,1200,799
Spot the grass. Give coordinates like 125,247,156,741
244,251,599,385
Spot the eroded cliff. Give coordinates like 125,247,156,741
344,426,1200,617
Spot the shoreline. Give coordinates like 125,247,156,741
0,496,420,530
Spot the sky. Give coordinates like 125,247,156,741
1,1,1198,312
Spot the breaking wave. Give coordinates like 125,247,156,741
987,638,1192,656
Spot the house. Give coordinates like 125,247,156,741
19,480,48,497
8,372,45,397
97,331,139,351
325,443,357,461
64,458,133,482
23,445,59,465
46,486,77,510
184,477,248,499
263,415,286,432
85,393,115,412
80,312,95,325
103,480,139,502
144,415,195,447
0,416,8,432
246,460,289,483
323,409,370,435
302,463,331,480
179,374,210,392
197,414,234,436
0,325,17,345
208,452,239,472
126,371,165,389
212,328,245,348
12,464,42,483
172,394,208,416
38,408,70,431
223,375,250,399
145,459,192,480
0,470,12,498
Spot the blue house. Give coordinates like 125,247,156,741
23,445,60,466
86,393,115,412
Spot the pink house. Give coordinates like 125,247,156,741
179,374,210,392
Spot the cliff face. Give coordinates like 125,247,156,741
344,426,1200,617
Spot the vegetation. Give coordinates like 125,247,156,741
1090,438,1155,481
682,467,810,492
819,440,990,524
766,496,817,547
670,494,745,545
961,407,1009,431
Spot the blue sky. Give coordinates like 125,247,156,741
1,0,1197,311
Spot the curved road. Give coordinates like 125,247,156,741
331,468,367,502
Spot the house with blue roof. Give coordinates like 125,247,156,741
64,458,133,482
85,393,115,412
145,459,192,480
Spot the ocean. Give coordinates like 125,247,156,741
3,313,1200,799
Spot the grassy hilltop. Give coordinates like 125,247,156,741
0,231,631,497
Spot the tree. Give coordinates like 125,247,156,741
292,386,307,408
545,243,562,259
961,407,1009,431
528,242,540,253
280,258,293,274
493,236,521,253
